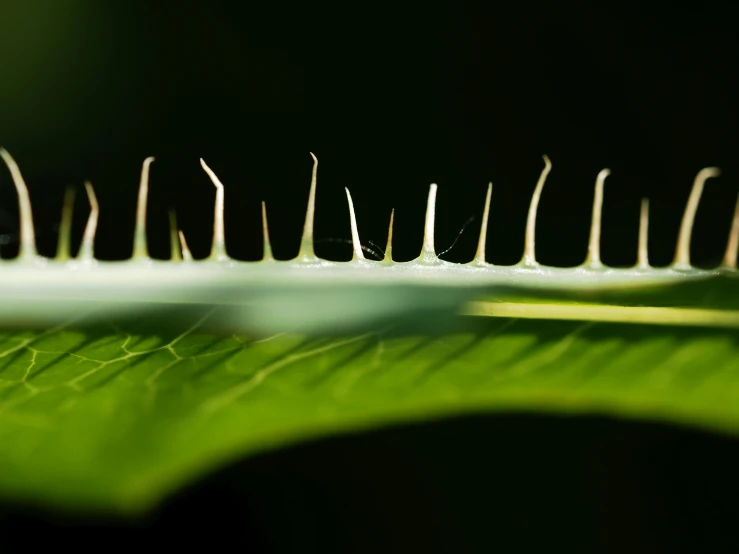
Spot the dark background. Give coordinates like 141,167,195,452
1,1,739,551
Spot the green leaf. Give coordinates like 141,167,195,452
1,284,739,516
1,148,738,516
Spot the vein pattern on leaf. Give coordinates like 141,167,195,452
0,310,736,515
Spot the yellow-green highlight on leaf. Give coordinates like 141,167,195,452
463,302,739,328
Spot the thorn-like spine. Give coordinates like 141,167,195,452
585,168,610,268
637,198,650,269
2,152,734,276
168,210,182,262
79,181,99,262
419,184,439,263
299,152,319,261
474,183,492,264
722,194,739,269
521,155,552,266
133,157,155,259
57,186,76,261
178,231,193,262
200,158,229,261
673,167,720,269
0,148,38,261
261,201,274,261
383,209,395,263
344,188,364,260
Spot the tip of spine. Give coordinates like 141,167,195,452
636,198,650,269
56,186,76,261
584,168,610,268
344,188,364,260
474,182,493,264
383,209,395,263
0,148,38,261
132,156,155,260
722,193,739,269
261,201,273,261
200,158,229,261
79,180,99,262
673,166,720,269
298,152,319,261
178,230,193,262
521,155,552,266
419,184,438,262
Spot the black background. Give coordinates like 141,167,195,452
1,1,739,551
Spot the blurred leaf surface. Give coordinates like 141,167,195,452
0,295,738,514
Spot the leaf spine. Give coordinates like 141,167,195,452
383,209,395,263
79,181,99,262
133,157,155,259
0,148,38,261
57,186,76,261
636,198,650,269
473,182,493,265
419,184,439,263
673,166,720,269
585,168,610,268
199,158,230,262
344,188,364,261
520,155,552,267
